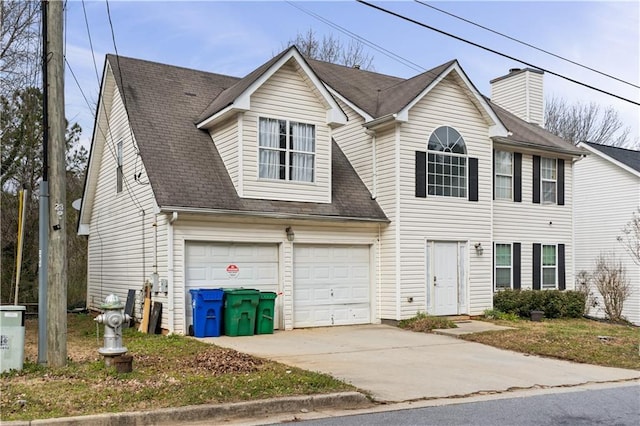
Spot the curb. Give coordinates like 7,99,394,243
1,392,372,426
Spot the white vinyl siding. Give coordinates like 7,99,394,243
332,99,374,193
86,76,168,327
399,74,493,318
209,116,239,191
490,70,544,126
493,151,574,290
574,147,640,325
241,62,331,203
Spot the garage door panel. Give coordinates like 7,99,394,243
186,242,279,332
294,244,371,328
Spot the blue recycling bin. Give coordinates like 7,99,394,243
189,288,224,337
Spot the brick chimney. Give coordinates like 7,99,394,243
490,68,544,126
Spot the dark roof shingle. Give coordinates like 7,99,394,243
584,142,640,173
107,54,387,222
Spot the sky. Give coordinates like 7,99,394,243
63,1,640,148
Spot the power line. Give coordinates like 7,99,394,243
356,0,640,106
82,0,102,86
286,0,426,74
414,0,639,90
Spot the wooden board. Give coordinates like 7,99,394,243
138,285,151,333
124,289,136,328
149,302,162,335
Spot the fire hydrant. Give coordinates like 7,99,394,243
95,294,131,366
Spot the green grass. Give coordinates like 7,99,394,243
0,314,354,422
398,312,457,332
462,318,640,370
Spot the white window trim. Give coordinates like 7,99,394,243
541,243,558,289
427,126,468,198
494,150,513,201
541,157,557,204
494,243,512,291
257,116,316,183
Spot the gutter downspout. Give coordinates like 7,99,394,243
365,130,377,199
168,212,178,334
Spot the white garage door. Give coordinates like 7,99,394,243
294,244,371,328
185,242,279,331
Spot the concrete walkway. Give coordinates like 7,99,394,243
208,323,640,403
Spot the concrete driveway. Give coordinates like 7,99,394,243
206,324,640,403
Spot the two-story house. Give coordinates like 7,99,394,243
79,47,583,334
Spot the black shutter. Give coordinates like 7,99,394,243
415,151,426,198
557,159,565,206
533,155,540,204
469,157,478,202
558,244,566,290
533,243,541,290
514,153,522,203
513,242,521,290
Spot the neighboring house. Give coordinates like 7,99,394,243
574,142,640,325
79,47,583,334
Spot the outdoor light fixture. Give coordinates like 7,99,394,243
474,242,484,255
286,227,295,242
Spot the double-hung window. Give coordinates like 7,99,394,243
427,126,467,197
542,244,557,289
494,243,512,290
541,157,556,203
259,117,315,183
494,151,513,200
116,141,123,193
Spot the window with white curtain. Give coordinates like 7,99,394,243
494,150,513,200
494,243,512,290
259,117,315,182
541,157,557,204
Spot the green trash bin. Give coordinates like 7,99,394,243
223,289,260,336
0,305,26,373
256,292,277,334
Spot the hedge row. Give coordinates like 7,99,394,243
493,289,586,319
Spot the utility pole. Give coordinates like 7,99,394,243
46,0,67,367
38,0,49,365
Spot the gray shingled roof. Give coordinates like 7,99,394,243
584,142,640,173
306,58,455,118
489,102,584,156
107,54,387,222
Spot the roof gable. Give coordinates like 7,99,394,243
579,142,640,177
196,46,347,129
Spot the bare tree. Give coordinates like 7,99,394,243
284,28,374,71
618,208,640,266
545,97,632,148
592,253,632,323
575,270,597,315
0,1,41,98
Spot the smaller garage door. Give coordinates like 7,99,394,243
185,242,279,332
294,244,370,328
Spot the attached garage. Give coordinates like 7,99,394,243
185,241,280,330
293,244,371,327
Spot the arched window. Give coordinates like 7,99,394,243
427,126,467,197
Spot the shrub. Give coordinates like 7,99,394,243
483,309,519,321
493,289,586,319
592,253,632,323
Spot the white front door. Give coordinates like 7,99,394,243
433,242,459,316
